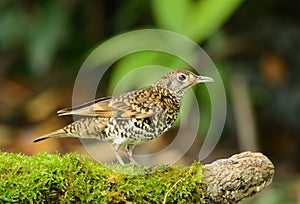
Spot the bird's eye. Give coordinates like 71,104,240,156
177,74,187,82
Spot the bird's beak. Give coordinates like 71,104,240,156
195,75,214,83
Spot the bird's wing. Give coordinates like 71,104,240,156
57,94,161,119
57,96,114,117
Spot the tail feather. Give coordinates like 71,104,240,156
33,129,69,143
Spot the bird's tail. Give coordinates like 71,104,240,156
33,129,72,143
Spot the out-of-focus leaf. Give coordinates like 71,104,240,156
0,7,27,49
151,0,189,32
26,2,68,75
185,0,244,42
152,0,244,42
0,2,69,75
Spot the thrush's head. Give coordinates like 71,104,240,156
152,70,214,99
153,70,213,91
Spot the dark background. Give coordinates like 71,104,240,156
0,1,299,203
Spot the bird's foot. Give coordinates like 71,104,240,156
124,150,138,165
113,151,125,165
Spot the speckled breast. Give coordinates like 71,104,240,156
103,110,179,144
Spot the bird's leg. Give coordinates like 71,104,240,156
124,144,138,164
112,143,125,165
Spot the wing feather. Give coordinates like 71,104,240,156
57,96,112,117
57,92,161,119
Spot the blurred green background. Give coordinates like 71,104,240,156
1,0,300,203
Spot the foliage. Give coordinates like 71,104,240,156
0,151,205,203
152,0,244,42
108,0,244,93
0,1,68,75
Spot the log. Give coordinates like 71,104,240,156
203,151,274,203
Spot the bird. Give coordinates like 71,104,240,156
33,70,214,164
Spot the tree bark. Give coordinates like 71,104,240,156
203,151,274,203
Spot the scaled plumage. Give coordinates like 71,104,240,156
33,70,214,164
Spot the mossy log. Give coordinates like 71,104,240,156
0,151,274,203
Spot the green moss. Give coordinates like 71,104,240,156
0,151,205,203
